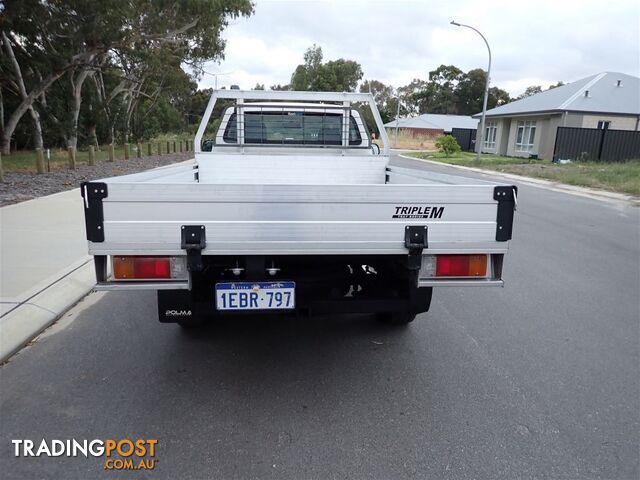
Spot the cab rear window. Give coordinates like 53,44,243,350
223,111,362,145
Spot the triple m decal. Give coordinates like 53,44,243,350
392,206,445,219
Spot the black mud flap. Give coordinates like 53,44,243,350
410,286,433,314
157,290,195,323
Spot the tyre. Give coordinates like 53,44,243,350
376,287,432,325
378,311,417,325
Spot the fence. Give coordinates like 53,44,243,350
554,127,640,162
0,140,193,177
451,128,477,152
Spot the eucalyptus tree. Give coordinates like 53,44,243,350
0,0,253,154
290,45,363,92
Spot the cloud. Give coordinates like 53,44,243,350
199,0,640,97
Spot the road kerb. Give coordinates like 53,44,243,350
0,261,95,363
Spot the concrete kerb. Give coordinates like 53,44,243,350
0,260,95,363
398,152,639,205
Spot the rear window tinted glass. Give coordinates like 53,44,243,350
223,111,363,145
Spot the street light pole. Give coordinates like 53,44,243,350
450,20,491,161
395,98,401,147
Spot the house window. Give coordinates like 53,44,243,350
484,121,497,149
597,120,610,130
515,120,536,152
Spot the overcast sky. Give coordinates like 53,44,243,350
198,0,640,97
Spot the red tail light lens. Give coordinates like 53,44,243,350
436,255,487,277
113,256,174,280
135,257,170,278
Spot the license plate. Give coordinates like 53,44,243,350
215,281,295,310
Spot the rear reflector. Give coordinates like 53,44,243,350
435,254,487,277
112,256,186,280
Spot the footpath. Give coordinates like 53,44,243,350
0,189,94,362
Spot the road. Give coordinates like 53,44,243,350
1,154,638,479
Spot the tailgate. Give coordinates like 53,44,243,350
82,174,516,257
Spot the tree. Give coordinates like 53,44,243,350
397,79,428,115
516,85,543,100
0,0,99,154
357,79,398,134
360,79,396,123
0,0,253,154
290,45,323,90
182,88,212,129
420,65,464,114
453,69,511,115
400,66,464,115
547,81,565,90
488,86,511,109
454,68,487,115
0,31,45,150
323,59,363,91
429,65,464,86
290,45,363,92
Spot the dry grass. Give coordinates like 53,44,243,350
407,151,640,197
375,131,437,150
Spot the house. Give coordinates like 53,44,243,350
383,114,478,138
473,72,640,159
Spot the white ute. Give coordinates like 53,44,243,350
81,90,517,327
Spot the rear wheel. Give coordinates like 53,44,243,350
378,311,417,325
376,286,432,325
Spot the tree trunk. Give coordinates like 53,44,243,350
28,106,44,150
1,31,62,155
68,69,90,150
88,124,99,149
0,87,4,133
0,72,63,155
93,70,116,148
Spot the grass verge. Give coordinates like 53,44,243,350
406,151,640,197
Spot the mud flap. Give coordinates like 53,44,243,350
157,290,195,323
410,285,433,314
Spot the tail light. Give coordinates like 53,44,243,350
112,256,187,280
421,254,488,278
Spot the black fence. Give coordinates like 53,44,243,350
554,126,640,162
451,128,477,152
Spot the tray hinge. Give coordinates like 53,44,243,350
494,186,518,241
80,182,108,242
181,225,206,272
404,225,428,271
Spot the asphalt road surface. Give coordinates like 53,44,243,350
1,154,638,479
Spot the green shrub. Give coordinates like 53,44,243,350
435,135,462,157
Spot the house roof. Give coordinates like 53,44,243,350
383,113,478,131
474,72,640,118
